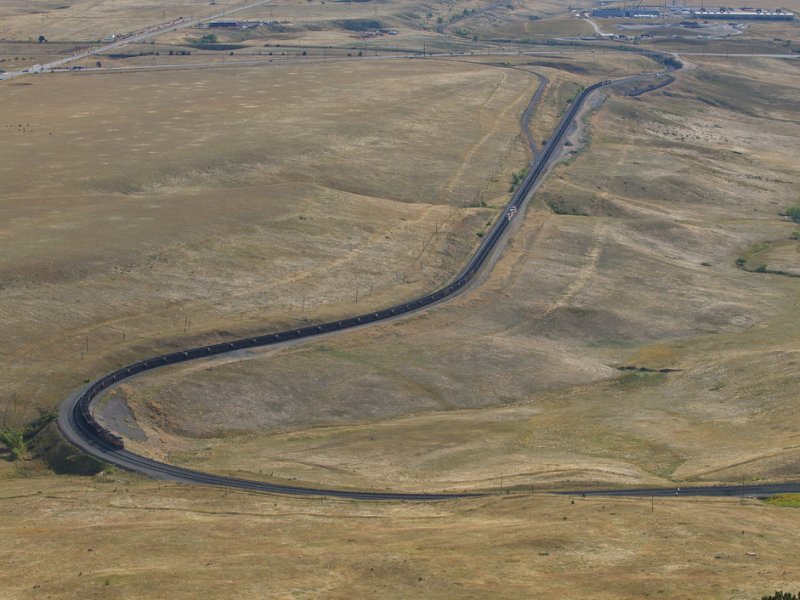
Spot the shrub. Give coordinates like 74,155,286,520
654,53,683,69
785,206,800,223
509,168,528,192
336,19,383,31
0,427,25,460
762,592,800,600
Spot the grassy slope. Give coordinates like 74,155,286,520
0,471,799,599
116,56,800,492
0,58,538,426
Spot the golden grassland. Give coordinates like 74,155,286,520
112,55,800,494
0,470,799,599
2,2,800,595
0,0,219,41
1,56,555,427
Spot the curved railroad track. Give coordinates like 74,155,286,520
60,69,789,502
59,73,610,500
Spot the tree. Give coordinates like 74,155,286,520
762,592,800,600
95,60,102,68
199,33,218,44
785,205,800,223
38,35,47,43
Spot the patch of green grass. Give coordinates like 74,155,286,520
737,241,772,269
783,205,800,224
509,168,527,192
0,410,58,461
615,371,667,389
187,41,245,51
766,494,800,508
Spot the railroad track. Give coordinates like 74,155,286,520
62,71,780,502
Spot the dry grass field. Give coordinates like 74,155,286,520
0,0,216,41
468,13,595,40
1,471,799,599
0,56,550,427
106,54,800,495
3,0,800,596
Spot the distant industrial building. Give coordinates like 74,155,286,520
207,20,260,29
592,5,793,20
688,8,794,19
591,7,661,17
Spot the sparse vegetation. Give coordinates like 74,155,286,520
784,205,800,223
509,167,527,192
565,85,586,105
336,19,384,32
761,592,800,600
736,242,770,269
766,494,800,508
654,53,683,70
0,410,57,462
1,3,800,597
0,427,25,459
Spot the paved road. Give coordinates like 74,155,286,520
0,0,274,80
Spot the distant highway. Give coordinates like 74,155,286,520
0,0,274,80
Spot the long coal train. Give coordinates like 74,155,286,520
67,79,609,493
